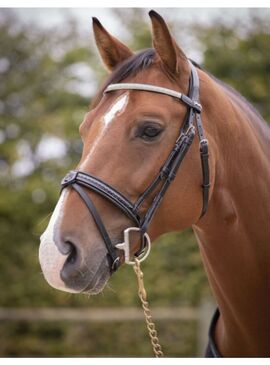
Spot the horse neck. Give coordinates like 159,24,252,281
193,70,270,356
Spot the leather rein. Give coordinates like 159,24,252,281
61,61,210,272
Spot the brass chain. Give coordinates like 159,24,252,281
133,258,164,358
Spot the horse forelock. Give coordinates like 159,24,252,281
91,48,194,110
91,49,156,108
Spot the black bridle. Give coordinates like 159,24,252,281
61,61,210,272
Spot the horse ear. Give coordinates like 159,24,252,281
149,10,187,74
92,17,133,71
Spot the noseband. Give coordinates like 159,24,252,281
61,61,210,272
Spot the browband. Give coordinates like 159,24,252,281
104,83,202,113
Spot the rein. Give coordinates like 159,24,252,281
60,61,210,356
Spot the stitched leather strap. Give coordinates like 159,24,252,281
71,183,120,272
61,171,140,225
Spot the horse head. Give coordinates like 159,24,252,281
39,11,212,294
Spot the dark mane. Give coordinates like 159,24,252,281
106,48,156,87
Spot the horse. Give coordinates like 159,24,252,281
39,10,270,357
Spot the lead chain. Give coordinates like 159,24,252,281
133,258,164,358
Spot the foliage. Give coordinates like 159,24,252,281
0,8,269,357
192,10,270,122
0,10,90,310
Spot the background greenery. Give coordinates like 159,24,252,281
0,8,269,357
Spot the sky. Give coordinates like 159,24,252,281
13,7,265,34
12,8,270,62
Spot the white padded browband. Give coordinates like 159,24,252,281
105,83,183,100
104,83,202,112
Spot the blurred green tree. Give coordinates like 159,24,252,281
192,11,270,121
0,9,90,306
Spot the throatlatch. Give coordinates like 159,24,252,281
61,61,210,272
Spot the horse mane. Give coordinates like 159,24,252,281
91,48,156,107
105,48,156,87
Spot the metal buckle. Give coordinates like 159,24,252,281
115,227,151,265
193,101,202,113
186,124,196,135
200,138,208,145
199,138,209,154
111,257,120,272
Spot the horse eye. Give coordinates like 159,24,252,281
139,124,163,140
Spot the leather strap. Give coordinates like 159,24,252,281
189,62,210,218
207,308,221,357
71,183,120,272
199,137,210,218
61,171,140,225
140,126,196,234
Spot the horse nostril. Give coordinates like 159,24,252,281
60,239,81,283
65,240,77,265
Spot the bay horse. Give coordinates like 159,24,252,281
39,10,270,357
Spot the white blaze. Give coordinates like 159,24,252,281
81,93,129,166
103,92,129,127
39,190,77,293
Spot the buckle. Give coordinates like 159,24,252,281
61,171,78,186
111,257,120,272
193,101,202,113
160,166,170,179
199,139,209,154
115,227,151,265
